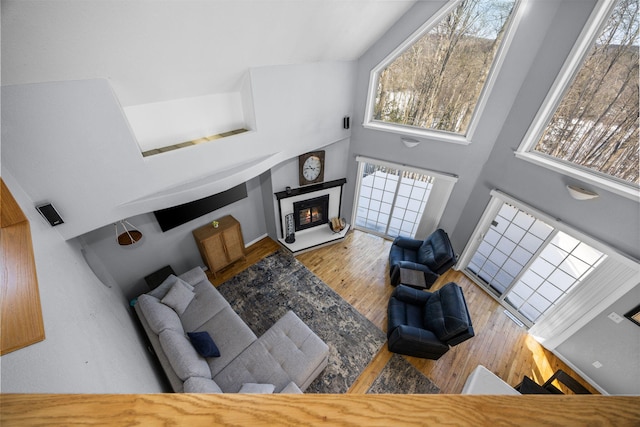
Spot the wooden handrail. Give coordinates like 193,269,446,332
0,178,45,355
1,394,639,426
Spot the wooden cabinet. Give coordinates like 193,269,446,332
192,215,246,277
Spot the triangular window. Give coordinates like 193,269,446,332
366,0,518,141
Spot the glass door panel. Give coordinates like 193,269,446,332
505,231,606,323
355,164,400,235
467,202,553,295
466,200,606,327
354,162,433,239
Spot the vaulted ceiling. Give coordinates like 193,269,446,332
1,0,417,106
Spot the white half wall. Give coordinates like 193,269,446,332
0,172,166,393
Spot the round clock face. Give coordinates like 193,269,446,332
302,156,322,181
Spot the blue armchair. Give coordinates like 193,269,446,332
387,283,474,360
388,229,456,288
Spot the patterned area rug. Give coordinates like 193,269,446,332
367,354,440,394
217,250,387,393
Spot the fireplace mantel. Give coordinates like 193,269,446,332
274,178,346,201
274,178,349,255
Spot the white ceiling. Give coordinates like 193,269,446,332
1,0,417,106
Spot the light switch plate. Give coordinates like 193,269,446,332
608,312,623,323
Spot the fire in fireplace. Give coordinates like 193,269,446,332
293,195,329,231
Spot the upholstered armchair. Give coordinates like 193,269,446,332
387,283,474,360
388,229,456,288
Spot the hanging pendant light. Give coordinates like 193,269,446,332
115,220,143,246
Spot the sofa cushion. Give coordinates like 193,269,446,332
257,310,329,391
159,329,211,381
183,376,223,393
187,331,220,358
179,282,231,332
137,294,184,335
179,266,208,287
199,307,258,377
389,244,418,267
214,338,292,393
418,230,454,272
239,383,275,394
149,275,194,300
162,281,195,315
416,240,434,266
214,311,329,393
424,283,471,342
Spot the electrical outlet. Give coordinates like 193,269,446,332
608,312,623,323
592,361,603,369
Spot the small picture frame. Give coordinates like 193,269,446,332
624,304,640,327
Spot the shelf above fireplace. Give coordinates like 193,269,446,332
274,178,346,201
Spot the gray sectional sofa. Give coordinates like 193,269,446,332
134,266,329,393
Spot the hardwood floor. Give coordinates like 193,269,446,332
214,230,599,395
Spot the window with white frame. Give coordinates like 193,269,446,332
517,0,639,198
353,156,458,240
458,190,637,329
365,0,519,142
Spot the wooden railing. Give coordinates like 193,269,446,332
0,178,45,355
1,394,639,426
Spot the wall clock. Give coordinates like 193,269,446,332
299,150,325,186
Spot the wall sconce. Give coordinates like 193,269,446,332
401,137,420,148
114,220,143,246
566,185,599,200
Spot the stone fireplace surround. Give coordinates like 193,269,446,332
274,178,349,254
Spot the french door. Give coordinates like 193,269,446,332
353,157,457,239
462,192,606,327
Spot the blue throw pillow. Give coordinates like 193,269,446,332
187,331,220,358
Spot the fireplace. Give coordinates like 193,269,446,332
293,195,329,231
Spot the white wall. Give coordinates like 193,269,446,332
556,285,640,395
2,61,355,242
0,172,166,393
0,0,412,106
80,176,267,300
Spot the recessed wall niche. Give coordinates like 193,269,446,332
124,86,255,156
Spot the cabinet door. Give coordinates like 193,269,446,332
201,233,228,271
222,226,244,262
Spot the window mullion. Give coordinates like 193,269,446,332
499,228,559,300
385,169,404,236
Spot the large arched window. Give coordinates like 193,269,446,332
517,0,639,199
364,0,520,143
